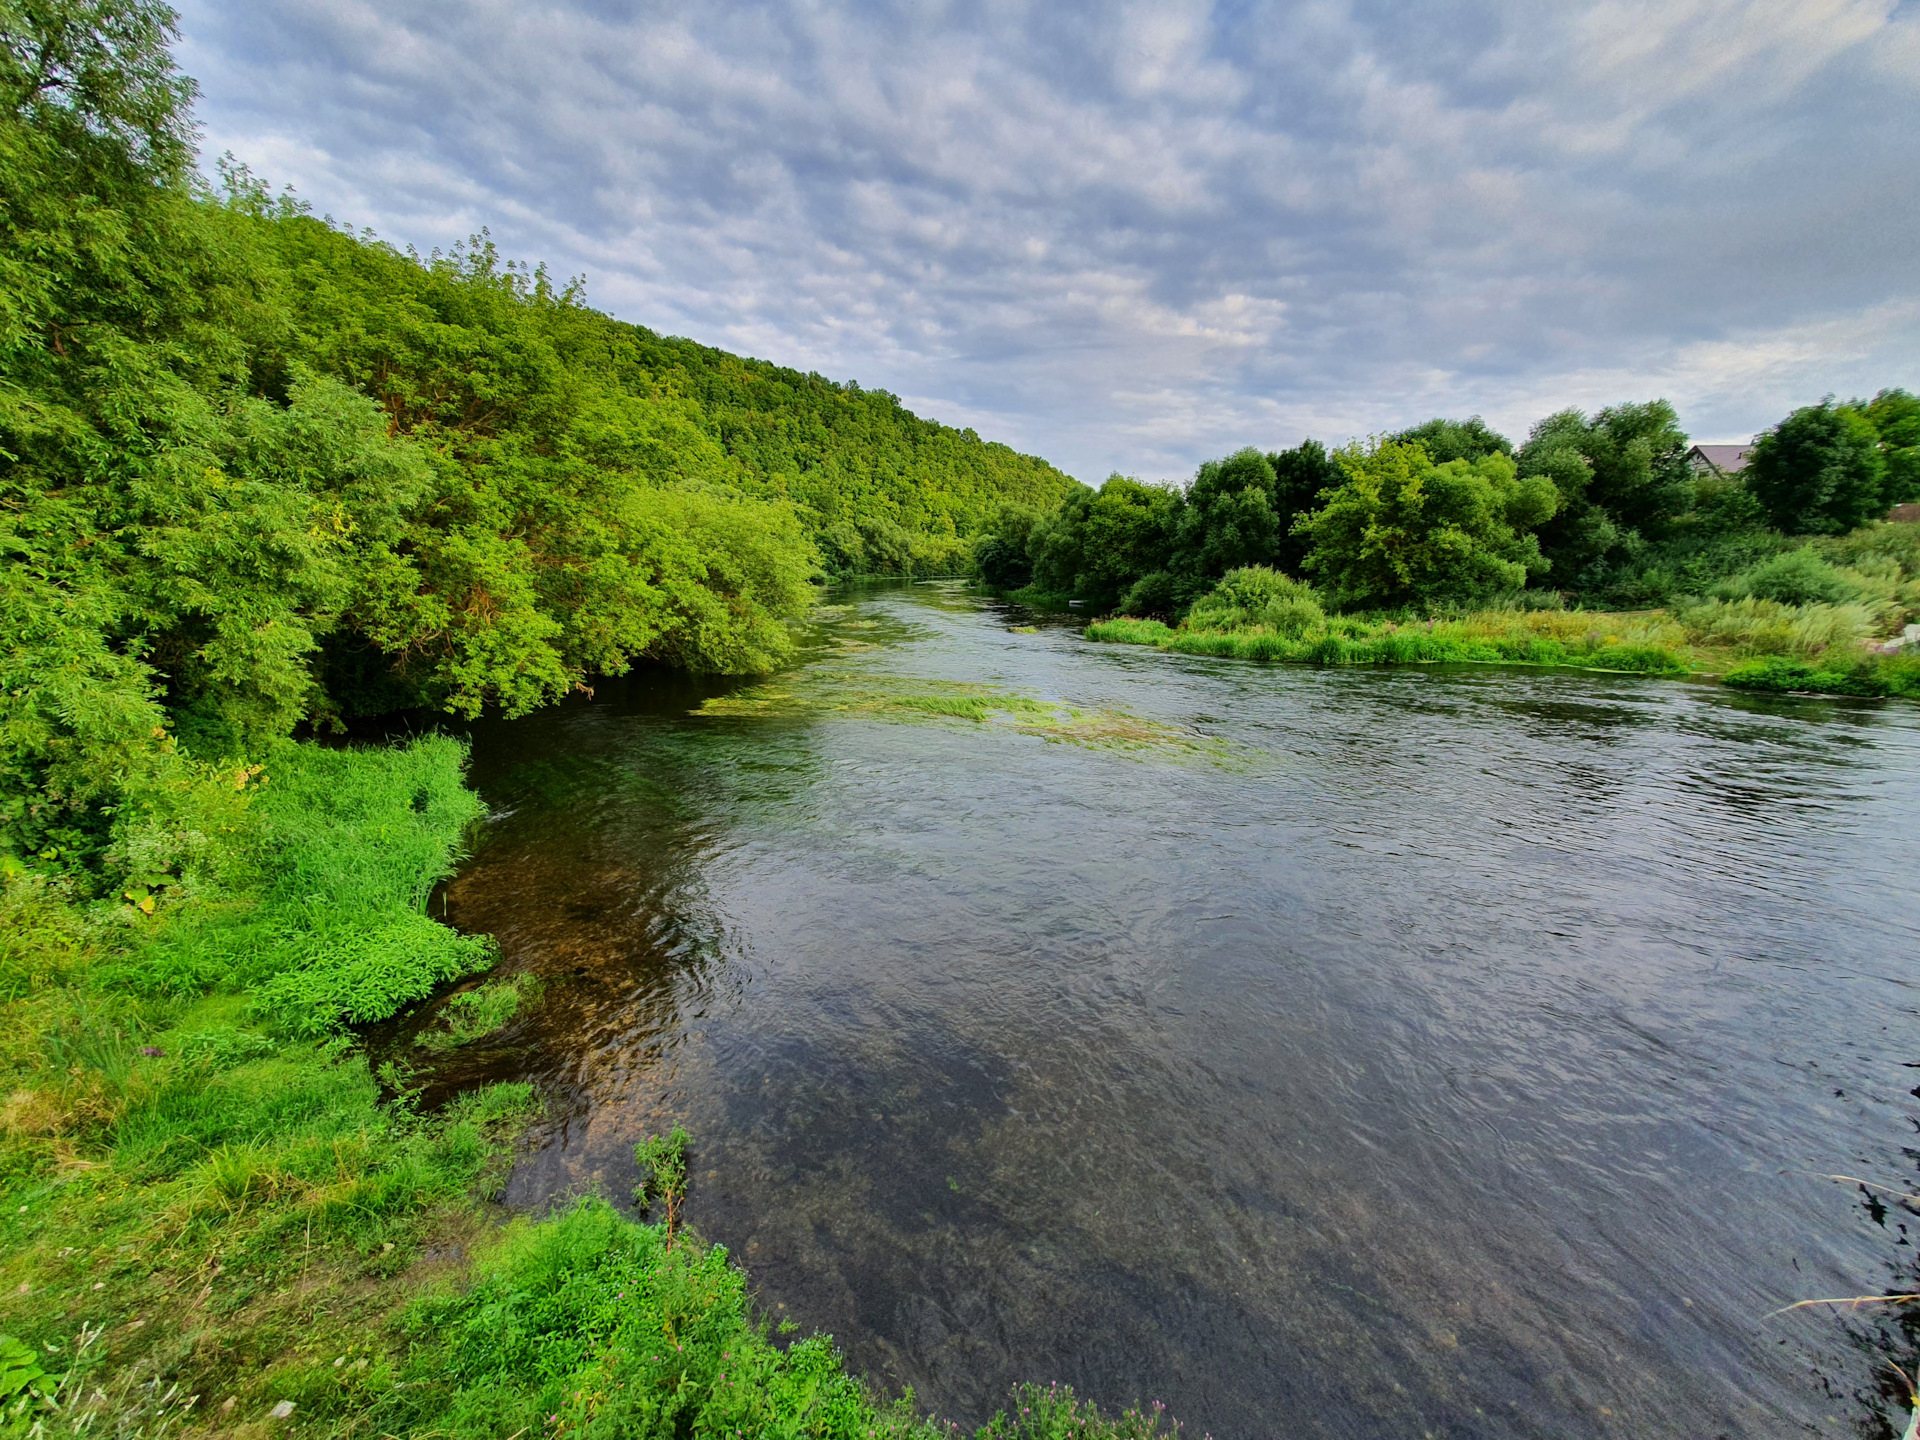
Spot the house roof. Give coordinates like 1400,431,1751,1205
1689,443,1753,472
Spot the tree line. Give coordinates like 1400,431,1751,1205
977,396,1920,616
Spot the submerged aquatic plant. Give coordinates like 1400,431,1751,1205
693,676,1233,760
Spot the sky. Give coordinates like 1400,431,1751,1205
174,0,1920,485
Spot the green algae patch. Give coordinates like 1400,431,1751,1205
694,675,1235,760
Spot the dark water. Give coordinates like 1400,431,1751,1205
417,583,1920,1439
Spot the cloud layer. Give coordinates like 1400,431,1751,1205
175,0,1920,483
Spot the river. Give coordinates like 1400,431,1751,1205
414,582,1920,1438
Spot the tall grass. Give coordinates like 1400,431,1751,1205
1087,612,1691,675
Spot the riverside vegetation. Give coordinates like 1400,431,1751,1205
3,2,1911,1436
0,3,1167,1437
979,412,1920,698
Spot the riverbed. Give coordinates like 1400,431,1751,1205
422,582,1920,1438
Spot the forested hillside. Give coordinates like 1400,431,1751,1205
0,4,1073,876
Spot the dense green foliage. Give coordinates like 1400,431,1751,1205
1861,388,1920,507
987,380,1917,697
1002,440,1340,615
1745,401,1891,535
1090,526,1920,696
1389,415,1513,464
1513,401,1693,585
1295,441,1558,609
0,0,1073,883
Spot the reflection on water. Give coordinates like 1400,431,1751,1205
402,583,1920,1439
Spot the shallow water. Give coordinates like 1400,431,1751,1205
416,583,1920,1438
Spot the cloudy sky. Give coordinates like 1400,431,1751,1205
174,0,1919,484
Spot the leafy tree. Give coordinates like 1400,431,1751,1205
970,501,1042,589
1390,416,1513,464
1264,439,1342,574
1859,388,1920,507
1168,448,1281,602
1516,401,1691,581
1297,439,1558,609
1027,475,1179,610
1745,401,1888,535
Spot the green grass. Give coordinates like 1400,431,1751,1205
419,975,543,1052
1086,613,1691,675
1089,604,1920,695
0,738,1184,1440
110,737,496,1037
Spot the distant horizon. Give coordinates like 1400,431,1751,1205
178,0,1918,487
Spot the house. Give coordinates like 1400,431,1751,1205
1687,443,1753,476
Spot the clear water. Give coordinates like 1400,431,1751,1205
408,583,1920,1439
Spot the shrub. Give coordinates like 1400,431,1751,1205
1184,567,1325,634
1719,548,1862,607
1723,656,1887,697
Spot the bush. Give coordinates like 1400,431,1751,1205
1118,570,1177,618
1723,656,1886,697
1184,567,1325,633
1719,548,1863,607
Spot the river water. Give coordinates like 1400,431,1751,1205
420,583,1920,1439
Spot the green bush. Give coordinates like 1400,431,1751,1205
1296,441,1559,609
1719,548,1863,607
1723,652,1920,698
1184,567,1325,634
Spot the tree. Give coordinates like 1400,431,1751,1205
970,501,1042,589
1516,400,1691,582
1168,448,1281,602
1296,439,1558,610
1859,388,1920,508
1265,439,1342,574
1027,475,1179,610
1745,401,1888,535
1390,416,1513,464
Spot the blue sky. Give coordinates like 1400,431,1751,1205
175,0,1919,484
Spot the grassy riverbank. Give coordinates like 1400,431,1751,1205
0,739,1177,1440
1082,530,1920,698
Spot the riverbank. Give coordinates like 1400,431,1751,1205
1086,601,1920,697
0,739,1175,1439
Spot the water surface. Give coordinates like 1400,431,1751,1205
421,584,1920,1438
